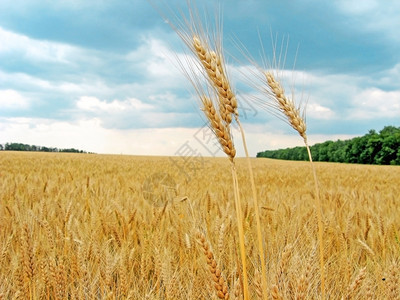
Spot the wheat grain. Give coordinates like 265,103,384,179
271,284,283,300
297,251,314,300
254,269,263,298
233,277,241,300
118,257,128,297
388,262,399,299
193,36,238,124
345,267,366,299
201,95,236,161
21,224,34,299
196,232,229,300
265,72,307,141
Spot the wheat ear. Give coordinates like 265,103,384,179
388,262,399,299
345,267,366,299
264,72,306,140
265,71,325,300
21,224,35,299
193,36,238,125
271,284,283,300
196,232,229,299
201,96,236,161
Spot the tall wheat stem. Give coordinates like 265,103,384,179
305,140,325,300
231,162,250,300
202,95,249,299
193,31,251,298
237,118,268,300
265,71,325,299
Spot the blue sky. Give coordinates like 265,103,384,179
0,0,399,156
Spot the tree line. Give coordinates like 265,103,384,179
257,126,400,165
0,143,91,154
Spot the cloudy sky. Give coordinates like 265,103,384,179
1,0,399,156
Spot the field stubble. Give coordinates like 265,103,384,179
0,151,399,299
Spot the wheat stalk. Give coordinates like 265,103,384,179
200,94,249,299
236,119,269,300
194,33,267,300
151,5,254,297
263,70,325,300
177,19,253,297
230,163,250,299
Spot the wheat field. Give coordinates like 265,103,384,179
0,151,399,299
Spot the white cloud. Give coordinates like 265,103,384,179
232,64,356,120
306,103,335,120
0,32,190,114
0,70,53,91
125,37,187,89
0,117,208,155
127,98,155,110
77,96,122,111
337,0,378,14
376,63,400,87
76,96,154,112
303,71,400,121
0,117,107,152
1,18,398,151
0,89,30,109
0,69,116,99
146,39,174,77
0,26,77,64
0,117,358,157
308,133,357,144
0,116,189,155
233,62,400,129
351,88,400,119
226,123,357,155
335,0,400,42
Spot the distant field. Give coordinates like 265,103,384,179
0,151,399,299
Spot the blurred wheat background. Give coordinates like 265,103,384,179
1,151,399,299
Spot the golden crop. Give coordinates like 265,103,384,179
0,151,399,299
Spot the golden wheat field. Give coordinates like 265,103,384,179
0,151,399,299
